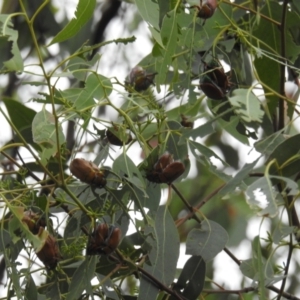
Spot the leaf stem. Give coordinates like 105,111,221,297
277,0,288,132
176,184,225,227
171,184,201,223
222,0,281,26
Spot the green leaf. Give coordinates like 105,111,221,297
251,2,300,113
186,220,228,262
245,177,279,218
32,108,66,164
253,236,267,300
96,274,119,299
158,0,173,28
25,275,37,300
135,0,160,30
173,256,206,299
220,158,261,196
2,99,36,144
254,131,285,156
165,120,188,161
49,0,96,46
229,89,264,123
265,133,300,177
217,116,250,145
7,259,23,299
8,206,46,251
273,224,294,245
66,256,97,300
189,140,231,182
156,10,178,90
113,153,146,193
74,73,112,110
139,206,180,300
0,14,23,71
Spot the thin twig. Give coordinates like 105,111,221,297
203,286,300,300
176,184,225,227
203,287,255,294
277,210,295,300
1,150,41,183
137,266,184,300
171,183,201,223
278,0,288,131
223,247,241,266
222,0,281,26
269,285,300,300
108,253,184,300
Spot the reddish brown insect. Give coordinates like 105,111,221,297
22,211,46,235
180,115,194,129
146,153,185,184
154,153,174,172
192,0,218,20
159,161,186,184
125,66,157,92
70,158,106,188
87,223,122,255
199,59,230,100
106,128,132,146
36,233,61,270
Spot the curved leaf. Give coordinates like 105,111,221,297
173,256,206,300
186,220,228,262
139,206,180,300
49,0,96,46
66,256,97,300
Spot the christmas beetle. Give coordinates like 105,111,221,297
36,232,61,270
180,115,194,128
22,210,46,235
87,223,122,255
146,153,185,184
70,158,106,188
199,59,230,100
125,66,157,92
106,126,132,146
159,161,186,184
154,153,174,172
191,0,218,21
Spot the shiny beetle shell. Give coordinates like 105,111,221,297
180,115,194,128
154,153,173,172
22,211,46,235
194,0,218,20
159,161,185,184
87,223,122,255
70,158,106,188
200,79,226,100
36,234,61,270
146,153,185,184
199,59,230,100
125,66,157,92
106,128,132,146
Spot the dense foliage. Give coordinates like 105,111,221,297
1,0,300,299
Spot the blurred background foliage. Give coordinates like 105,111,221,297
1,0,300,299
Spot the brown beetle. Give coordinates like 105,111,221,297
125,66,157,92
146,153,185,184
199,59,230,100
191,0,218,20
36,233,61,270
106,127,132,146
180,115,194,129
154,153,174,172
159,161,186,184
22,211,46,235
70,158,106,188
87,223,121,255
